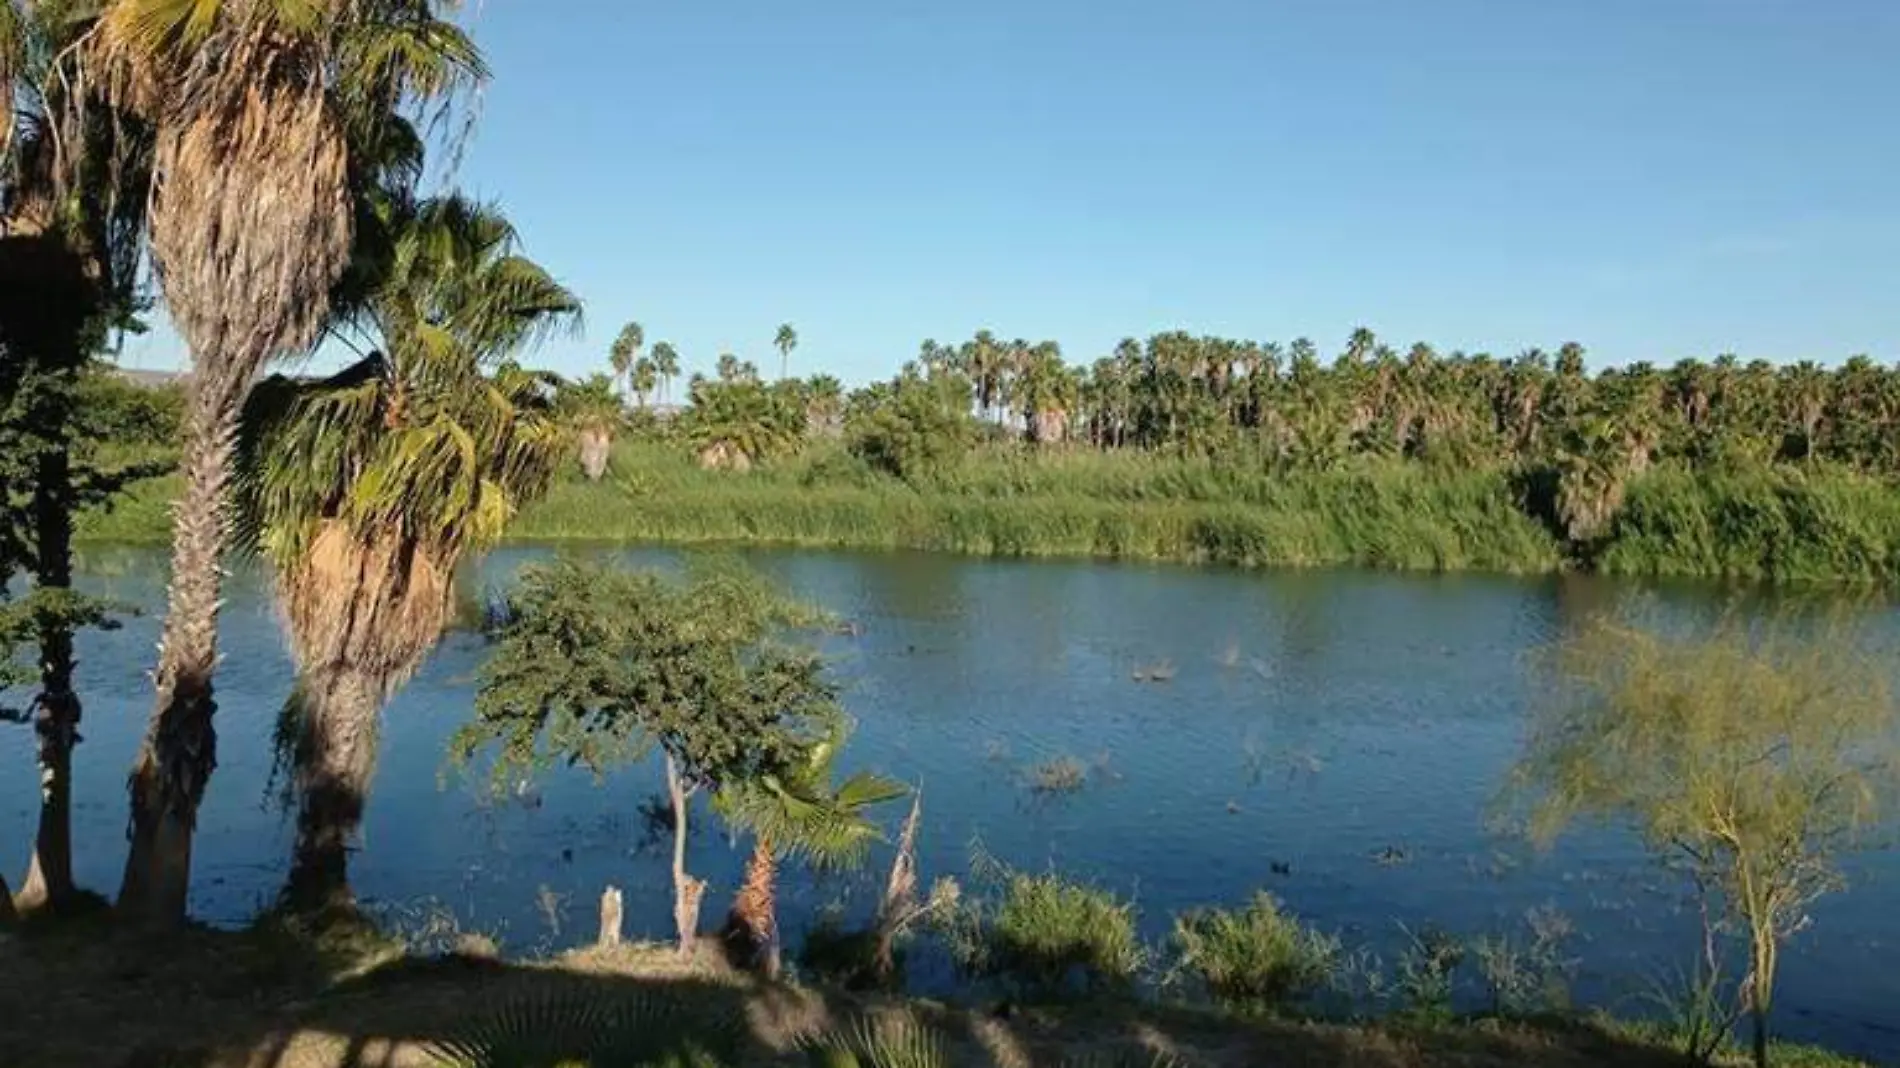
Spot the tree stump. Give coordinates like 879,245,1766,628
598,885,623,949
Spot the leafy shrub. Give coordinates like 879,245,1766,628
1169,892,1339,1012
946,866,1145,994
76,370,183,448
846,375,974,482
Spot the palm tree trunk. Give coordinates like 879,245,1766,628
19,445,79,912
724,836,779,978
578,428,611,481
281,666,384,912
119,374,247,925
665,755,705,957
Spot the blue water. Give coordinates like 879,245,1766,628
3,547,1896,1060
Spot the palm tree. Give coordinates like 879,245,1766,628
560,373,622,481
804,373,845,438
95,0,486,924
630,355,657,408
718,725,906,977
685,376,796,470
650,340,680,406
239,193,578,910
610,320,644,399
774,322,798,381
2,0,153,913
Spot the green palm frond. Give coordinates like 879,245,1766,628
339,3,488,109
718,722,908,871
237,192,574,571
803,1013,946,1068
427,988,746,1068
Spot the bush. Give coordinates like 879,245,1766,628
1169,893,1338,1012
950,868,1145,994
846,375,974,482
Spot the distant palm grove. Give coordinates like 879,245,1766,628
448,322,1900,585
73,326,1900,584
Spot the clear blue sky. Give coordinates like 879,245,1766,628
124,0,1900,384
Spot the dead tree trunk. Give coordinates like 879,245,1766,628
872,792,923,984
597,886,623,949
665,754,705,958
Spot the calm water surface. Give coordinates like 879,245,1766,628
3,548,1896,1060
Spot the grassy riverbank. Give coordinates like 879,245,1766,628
1,912,1866,1068
75,441,1900,583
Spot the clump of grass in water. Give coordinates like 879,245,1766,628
1024,755,1089,795
941,861,1145,995
1470,905,1576,1016
1168,892,1339,1014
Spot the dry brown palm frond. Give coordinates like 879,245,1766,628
89,3,354,374
278,519,454,687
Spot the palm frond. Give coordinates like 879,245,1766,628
427,987,745,1068
803,1012,946,1068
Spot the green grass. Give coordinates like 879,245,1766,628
508,441,1563,574
74,471,179,544
1602,464,1900,583
73,440,1900,584
1169,893,1340,1013
948,866,1147,994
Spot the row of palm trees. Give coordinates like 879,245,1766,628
607,320,802,409
905,329,1900,474
2,0,580,924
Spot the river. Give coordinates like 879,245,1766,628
3,547,1896,1060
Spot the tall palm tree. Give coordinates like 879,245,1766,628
773,322,797,382
240,193,579,910
610,320,643,399
718,726,906,977
630,355,657,408
650,340,680,406
93,0,486,924
3,0,152,913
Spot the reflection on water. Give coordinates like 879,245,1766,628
3,548,1896,1060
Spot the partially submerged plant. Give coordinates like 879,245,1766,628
1169,892,1339,1013
1025,754,1089,796
944,859,1146,995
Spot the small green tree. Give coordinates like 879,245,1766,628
458,557,841,957
846,367,975,482
1511,616,1900,1068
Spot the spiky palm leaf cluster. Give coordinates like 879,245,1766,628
718,727,907,872
240,194,578,577
427,988,746,1068
684,375,805,465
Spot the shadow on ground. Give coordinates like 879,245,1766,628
0,914,1730,1068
